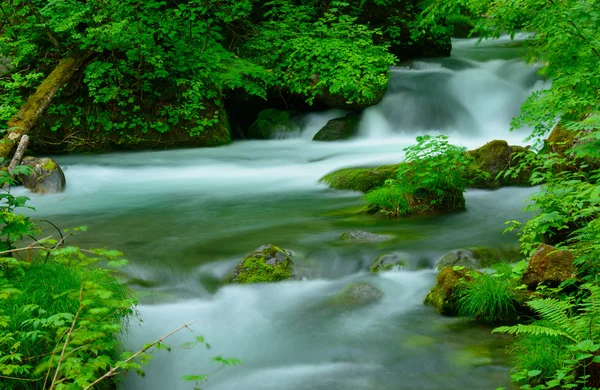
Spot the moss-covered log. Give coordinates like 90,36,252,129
1,51,91,159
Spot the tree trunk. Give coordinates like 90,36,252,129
0,50,90,160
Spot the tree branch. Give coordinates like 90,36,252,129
83,321,197,390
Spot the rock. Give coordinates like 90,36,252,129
466,140,533,189
229,244,294,284
435,246,521,270
370,252,409,273
247,109,300,139
319,86,386,111
319,164,400,193
546,119,599,168
340,231,393,243
332,282,384,306
424,267,473,316
313,113,361,141
19,157,66,194
546,122,579,157
30,97,231,153
521,244,576,288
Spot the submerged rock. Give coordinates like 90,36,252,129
424,267,473,316
19,157,66,194
435,246,521,270
313,113,361,141
229,244,294,284
466,140,533,189
341,231,393,243
521,244,576,288
319,164,400,193
247,109,300,139
332,282,384,306
370,252,409,273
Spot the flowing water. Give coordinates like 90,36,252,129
16,35,548,389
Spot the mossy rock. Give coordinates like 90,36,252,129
466,140,534,189
521,244,576,288
319,85,386,111
247,109,300,139
313,113,361,141
370,252,409,273
340,231,393,243
424,267,474,316
330,282,384,307
229,244,294,284
319,164,400,193
19,157,66,194
435,246,521,270
30,97,231,153
546,122,579,156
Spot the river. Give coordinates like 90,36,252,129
16,34,547,389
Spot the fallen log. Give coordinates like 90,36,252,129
0,50,90,160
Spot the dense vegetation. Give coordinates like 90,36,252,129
1,0,599,389
0,0,449,152
418,0,600,389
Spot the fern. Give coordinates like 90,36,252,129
494,324,578,343
494,284,600,389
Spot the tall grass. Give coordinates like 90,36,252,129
0,261,132,390
457,263,520,322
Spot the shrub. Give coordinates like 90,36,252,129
494,284,600,389
364,183,412,215
364,135,475,216
457,263,522,322
509,323,573,382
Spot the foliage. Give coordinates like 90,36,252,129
365,135,474,216
0,0,269,139
494,284,600,389
244,0,395,107
508,322,574,385
457,263,523,323
364,183,411,216
0,170,236,388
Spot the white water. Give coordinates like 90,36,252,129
18,35,546,390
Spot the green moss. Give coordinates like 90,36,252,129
320,164,400,193
546,122,579,156
42,159,57,171
466,140,534,188
230,245,294,284
247,109,299,139
424,267,473,316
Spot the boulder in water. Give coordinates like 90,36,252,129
247,109,300,139
435,246,521,270
332,282,384,306
466,140,533,189
319,164,400,193
229,244,294,284
19,157,66,194
424,266,474,316
370,252,409,273
521,244,576,288
341,231,393,243
313,113,361,141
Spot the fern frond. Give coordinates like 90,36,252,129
493,324,578,343
527,298,585,340
578,284,600,340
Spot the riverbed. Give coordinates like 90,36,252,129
17,34,545,389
